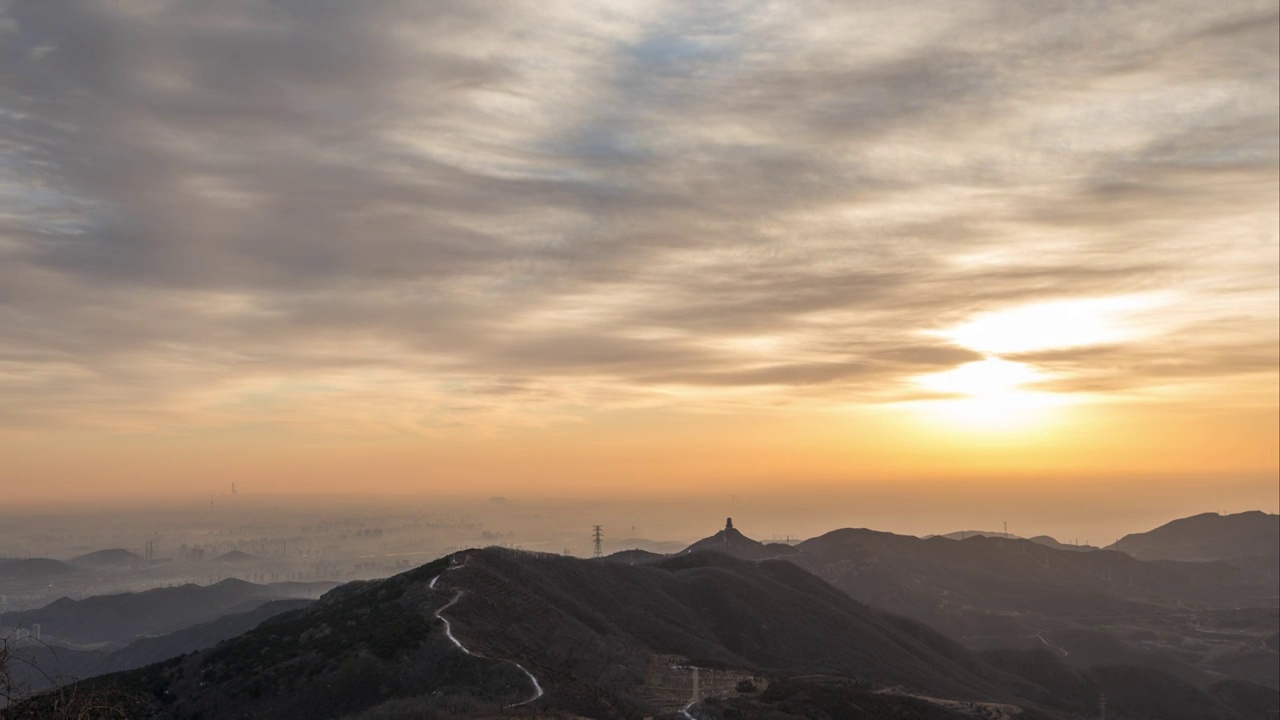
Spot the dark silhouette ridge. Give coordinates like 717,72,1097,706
0,578,330,646
1108,511,1280,563
78,548,1082,719
4,598,312,693
665,519,1278,693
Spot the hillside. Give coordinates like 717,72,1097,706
667,520,1278,693
980,647,1278,720
792,528,1278,685
5,598,312,693
0,579,329,646
80,548,1059,720
0,559,80,581
1028,536,1098,552
934,531,1019,541
1108,511,1280,563
932,532,1097,552
793,528,1275,612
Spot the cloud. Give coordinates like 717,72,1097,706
0,0,1276,431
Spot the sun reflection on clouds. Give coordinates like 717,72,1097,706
910,357,1071,431
903,294,1175,432
933,294,1173,355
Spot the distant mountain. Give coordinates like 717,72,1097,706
1108,511,1280,563
930,532,1098,552
620,519,1275,691
0,578,330,646
679,518,797,560
212,550,258,564
604,537,688,555
1028,535,1098,552
603,548,666,565
781,527,1278,690
0,558,80,580
69,548,145,568
84,548,1063,720
933,530,1020,541
6,598,312,692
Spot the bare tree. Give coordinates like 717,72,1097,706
2,634,135,720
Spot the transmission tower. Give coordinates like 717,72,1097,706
592,525,604,558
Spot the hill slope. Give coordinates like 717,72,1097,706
669,521,1278,692
1108,511,1280,563
0,579,328,646
86,549,1055,720
5,598,312,692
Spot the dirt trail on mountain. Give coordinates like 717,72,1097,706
429,557,545,707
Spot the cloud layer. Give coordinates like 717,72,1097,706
2,0,1277,434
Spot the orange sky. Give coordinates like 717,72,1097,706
1,1,1277,515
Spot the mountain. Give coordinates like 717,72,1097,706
605,538,689,555
0,578,330,646
1108,511,1280,563
1028,536,1098,552
5,598,312,692
604,548,667,565
788,527,1275,612
81,548,1068,720
0,558,80,580
671,523,1277,691
789,528,1277,666
931,533,1098,552
934,530,1020,541
69,548,145,568
678,518,797,560
212,550,258,564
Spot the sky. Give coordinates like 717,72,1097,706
1,0,1277,518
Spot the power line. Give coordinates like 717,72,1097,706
592,525,604,558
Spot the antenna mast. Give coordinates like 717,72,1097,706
592,525,604,558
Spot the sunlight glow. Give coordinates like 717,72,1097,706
912,358,1068,430
934,294,1170,355
917,358,1038,396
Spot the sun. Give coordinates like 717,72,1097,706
902,295,1168,433
911,358,1069,431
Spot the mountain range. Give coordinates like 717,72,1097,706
1107,511,1279,564
0,578,332,647
59,540,1276,720
650,515,1280,696
7,511,1277,719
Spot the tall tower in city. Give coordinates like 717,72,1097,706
592,525,604,558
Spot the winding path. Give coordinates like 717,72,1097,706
428,560,545,707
